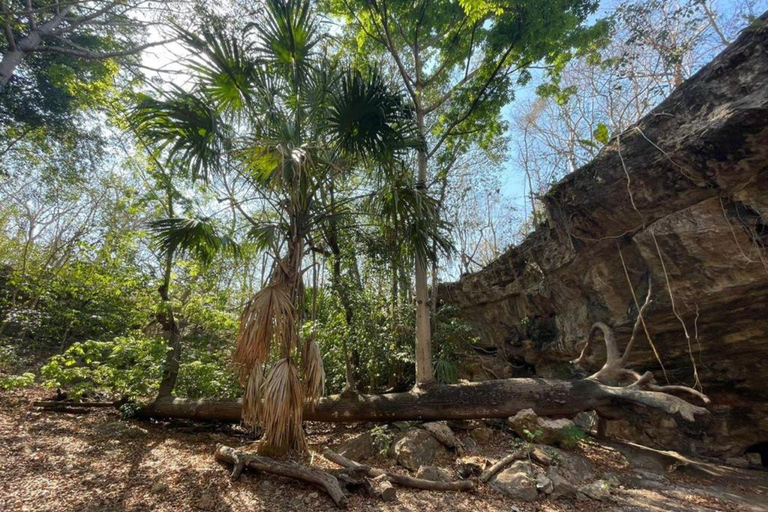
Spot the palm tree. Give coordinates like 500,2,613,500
129,0,419,455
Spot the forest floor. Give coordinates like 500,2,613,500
1,387,767,512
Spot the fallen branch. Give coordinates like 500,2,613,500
479,448,527,483
214,444,347,508
323,448,475,492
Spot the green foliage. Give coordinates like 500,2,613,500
370,425,396,457
40,334,167,399
593,123,610,145
0,372,35,390
558,424,587,449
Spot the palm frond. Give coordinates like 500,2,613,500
129,88,226,182
258,358,307,456
302,338,325,405
242,363,265,428
234,283,297,378
251,0,320,86
148,216,239,266
176,24,259,114
328,67,421,160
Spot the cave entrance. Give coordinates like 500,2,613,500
745,442,768,468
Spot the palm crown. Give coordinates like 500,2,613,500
129,0,443,455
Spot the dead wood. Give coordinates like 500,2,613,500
214,444,347,508
322,448,476,492
479,448,527,483
571,279,710,420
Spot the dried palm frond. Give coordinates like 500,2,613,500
234,283,296,380
302,338,325,406
242,362,265,429
258,358,307,456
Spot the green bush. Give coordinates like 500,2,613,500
0,372,35,390
40,333,166,399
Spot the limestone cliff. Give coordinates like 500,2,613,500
441,14,768,459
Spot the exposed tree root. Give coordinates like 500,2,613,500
323,449,476,492
572,278,709,422
214,444,348,508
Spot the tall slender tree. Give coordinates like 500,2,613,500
325,0,608,385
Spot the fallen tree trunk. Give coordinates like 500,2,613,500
140,377,707,424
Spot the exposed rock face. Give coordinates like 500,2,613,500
441,15,768,458
393,428,447,471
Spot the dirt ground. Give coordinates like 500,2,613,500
1,387,766,512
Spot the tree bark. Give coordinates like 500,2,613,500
140,377,708,423
0,7,70,86
214,444,348,508
414,113,433,386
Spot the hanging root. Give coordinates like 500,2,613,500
573,277,709,421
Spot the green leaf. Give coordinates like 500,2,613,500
594,123,610,145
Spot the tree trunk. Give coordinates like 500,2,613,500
140,377,708,423
0,8,70,86
156,246,181,398
414,110,433,385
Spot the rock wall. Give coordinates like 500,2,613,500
440,14,768,460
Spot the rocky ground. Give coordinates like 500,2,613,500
1,387,766,512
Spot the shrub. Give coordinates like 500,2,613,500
40,333,166,399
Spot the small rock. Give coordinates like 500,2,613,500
415,465,452,482
579,479,611,501
461,437,478,453
198,493,216,510
746,452,762,468
447,420,483,430
394,428,446,471
491,461,538,502
456,456,485,479
547,446,596,484
725,456,750,469
469,427,494,444
309,492,319,499
151,480,168,494
536,473,554,494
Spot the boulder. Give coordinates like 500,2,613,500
394,428,446,471
548,469,578,499
338,431,378,461
415,466,452,482
579,479,612,501
725,456,750,469
422,421,461,451
490,461,538,502
469,426,494,444
531,445,595,484
746,452,762,468
535,473,554,494
507,409,580,447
